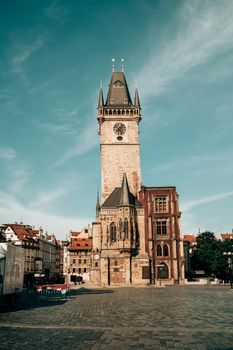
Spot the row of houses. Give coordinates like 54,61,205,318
0,223,65,287
0,222,94,286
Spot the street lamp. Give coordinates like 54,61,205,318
223,251,233,289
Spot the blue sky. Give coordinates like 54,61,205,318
0,0,233,239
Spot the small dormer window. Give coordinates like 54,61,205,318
113,80,124,88
124,98,128,104
110,99,114,104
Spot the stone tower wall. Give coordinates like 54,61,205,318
100,119,141,202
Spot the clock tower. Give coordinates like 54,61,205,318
97,71,142,203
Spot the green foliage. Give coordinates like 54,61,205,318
190,231,233,279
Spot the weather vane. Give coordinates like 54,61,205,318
112,58,115,72
121,58,125,72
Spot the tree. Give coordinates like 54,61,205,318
191,231,217,275
190,231,233,280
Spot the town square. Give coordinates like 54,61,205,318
1,286,233,349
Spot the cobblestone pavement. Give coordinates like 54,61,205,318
0,285,233,349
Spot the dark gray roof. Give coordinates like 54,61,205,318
98,88,104,107
105,72,132,107
102,187,143,209
119,173,131,205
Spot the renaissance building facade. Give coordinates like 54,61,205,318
90,68,184,286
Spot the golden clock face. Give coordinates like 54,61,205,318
113,122,126,135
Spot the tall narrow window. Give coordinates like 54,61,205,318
156,220,167,235
124,218,128,239
163,244,169,257
119,219,123,239
157,244,162,256
110,223,116,243
130,218,134,241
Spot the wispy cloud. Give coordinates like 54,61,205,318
44,0,70,23
0,147,16,160
181,190,233,212
148,161,176,173
51,116,97,168
11,33,48,73
8,162,32,196
30,172,80,209
0,191,90,239
39,122,77,135
148,148,233,176
136,1,233,99
7,31,49,84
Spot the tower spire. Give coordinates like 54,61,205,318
98,87,104,108
134,88,140,108
119,173,132,206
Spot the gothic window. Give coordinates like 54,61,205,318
110,223,116,243
163,244,169,257
155,196,168,212
156,220,167,236
157,244,162,256
124,218,128,239
119,219,123,239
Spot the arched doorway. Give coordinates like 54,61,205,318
157,262,169,279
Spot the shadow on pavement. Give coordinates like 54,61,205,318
0,294,68,314
0,288,114,314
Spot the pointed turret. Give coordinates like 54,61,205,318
134,88,140,108
119,173,132,206
98,88,104,108
106,72,132,106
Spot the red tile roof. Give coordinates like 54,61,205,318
70,231,81,237
68,238,92,251
6,224,34,242
183,234,196,243
221,233,233,241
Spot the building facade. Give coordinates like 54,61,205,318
139,186,184,284
67,229,92,284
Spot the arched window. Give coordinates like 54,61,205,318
124,218,128,239
157,244,162,256
119,219,123,239
158,262,169,279
163,244,169,257
110,223,116,243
